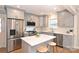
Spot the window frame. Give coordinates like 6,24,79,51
48,18,57,29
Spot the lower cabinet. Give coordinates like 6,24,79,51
56,34,63,47
63,35,73,49
53,34,73,49
8,38,22,52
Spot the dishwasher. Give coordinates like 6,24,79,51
53,34,63,47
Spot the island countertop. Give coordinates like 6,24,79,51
21,34,56,46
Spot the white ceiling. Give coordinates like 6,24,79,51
10,5,79,15
10,5,65,15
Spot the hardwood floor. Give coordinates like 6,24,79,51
0,48,7,53
11,46,79,53
0,46,79,53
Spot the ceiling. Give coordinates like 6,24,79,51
10,5,78,15
10,5,66,15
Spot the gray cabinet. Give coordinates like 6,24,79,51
0,6,5,14
56,34,63,47
39,16,44,27
7,8,24,19
63,35,73,49
39,15,47,27
57,10,74,28
54,34,73,49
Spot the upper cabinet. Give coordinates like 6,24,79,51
24,14,40,27
39,15,48,27
0,6,6,14
7,8,24,19
57,10,74,28
39,16,44,27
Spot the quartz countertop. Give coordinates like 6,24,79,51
53,28,73,35
21,34,56,46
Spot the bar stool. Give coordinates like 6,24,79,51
36,46,48,53
48,42,57,53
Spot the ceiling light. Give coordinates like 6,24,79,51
53,7,58,10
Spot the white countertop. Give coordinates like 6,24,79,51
21,34,56,46
53,30,73,35
53,28,73,36
36,27,73,36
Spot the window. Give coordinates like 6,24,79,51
48,14,57,29
48,18,57,29
0,18,1,32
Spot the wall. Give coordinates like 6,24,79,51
74,14,79,49
0,6,7,48
77,14,79,49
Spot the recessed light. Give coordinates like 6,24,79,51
53,7,57,10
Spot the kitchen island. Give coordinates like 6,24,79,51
21,34,56,53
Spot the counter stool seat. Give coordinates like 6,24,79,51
48,42,56,46
36,46,48,53
48,42,57,53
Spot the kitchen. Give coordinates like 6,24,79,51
0,5,79,53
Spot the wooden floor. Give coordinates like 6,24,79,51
1,46,79,53
11,46,79,53
0,48,7,53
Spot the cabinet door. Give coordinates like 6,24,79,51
57,10,74,28
56,34,63,46
7,8,16,18
0,6,5,14
19,20,24,36
64,11,74,28
57,12,65,27
39,16,44,27
16,11,24,19
7,8,24,19
63,35,73,49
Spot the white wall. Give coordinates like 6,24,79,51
73,13,79,49
0,14,6,48
0,6,7,48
